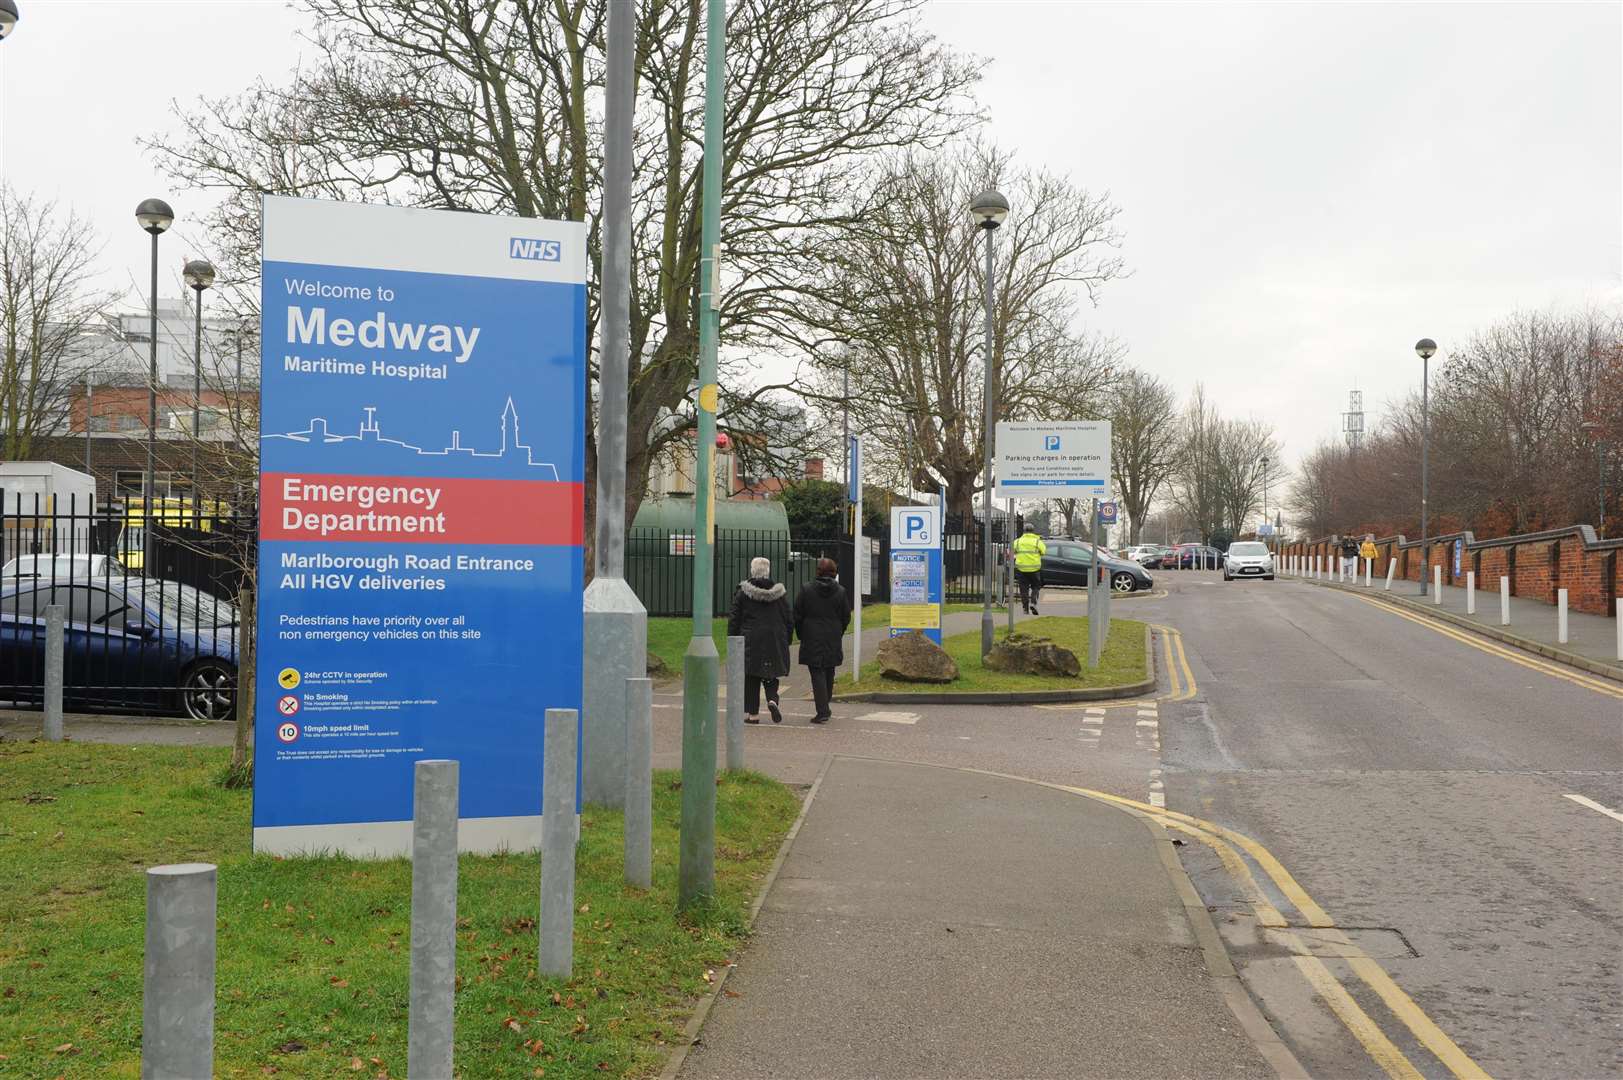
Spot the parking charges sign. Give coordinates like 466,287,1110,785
994,421,1112,500
254,196,586,856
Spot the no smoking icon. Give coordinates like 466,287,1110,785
277,695,301,717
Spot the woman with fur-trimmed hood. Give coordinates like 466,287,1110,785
727,556,794,723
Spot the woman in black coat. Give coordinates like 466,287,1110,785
727,556,793,723
793,557,851,724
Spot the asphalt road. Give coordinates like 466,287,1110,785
654,570,1622,1079
1160,572,1622,1080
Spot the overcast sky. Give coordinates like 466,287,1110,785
2,1,1618,471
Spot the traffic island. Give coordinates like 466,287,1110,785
0,741,800,1078
835,616,1153,704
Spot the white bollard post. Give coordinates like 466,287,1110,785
1365,558,1373,588
43,603,64,741
1384,560,1396,590
408,760,459,1080
1616,599,1622,662
143,863,217,1079
1500,576,1510,626
1557,589,1569,644
539,708,578,978
624,677,653,890
1466,571,1476,614
1433,566,1443,604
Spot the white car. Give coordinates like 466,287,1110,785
1222,541,1274,581
1126,545,1159,565
1,553,127,581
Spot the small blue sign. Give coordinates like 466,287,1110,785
847,435,861,505
1044,435,1062,451
1098,501,1118,525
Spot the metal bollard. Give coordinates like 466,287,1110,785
1616,599,1621,662
539,708,578,978
1500,576,1510,626
1433,566,1443,604
1365,558,1373,588
624,677,653,889
43,603,64,741
408,760,459,1080
1557,589,1569,644
725,635,745,770
1466,572,1476,614
142,863,217,1080
1385,560,1396,590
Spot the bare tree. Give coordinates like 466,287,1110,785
0,187,120,460
1169,385,1222,542
1109,369,1178,544
146,0,981,566
1211,417,1281,538
799,142,1125,524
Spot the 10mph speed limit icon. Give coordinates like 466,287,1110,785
276,721,300,744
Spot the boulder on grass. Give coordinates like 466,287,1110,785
985,632,1081,678
877,630,959,684
646,650,668,676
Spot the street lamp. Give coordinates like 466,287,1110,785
1260,454,1270,551
1415,337,1436,595
136,199,175,512
1582,420,1606,535
970,187,1008,659
0,0,20,41
183,259,215,517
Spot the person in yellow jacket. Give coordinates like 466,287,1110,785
1011,524,1047,615
1358,536,1379,576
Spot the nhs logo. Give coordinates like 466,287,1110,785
509,237,562,262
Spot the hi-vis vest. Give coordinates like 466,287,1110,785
1012,532,1046,572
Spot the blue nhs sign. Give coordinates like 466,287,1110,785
509,237,562,262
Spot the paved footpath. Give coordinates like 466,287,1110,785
676,756,1284,1080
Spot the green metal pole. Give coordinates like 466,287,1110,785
679,0,724,910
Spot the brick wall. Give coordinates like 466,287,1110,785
1558,543,1617,616
1512,541,1557,604
1478,547,1509,593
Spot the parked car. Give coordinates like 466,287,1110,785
1040,539,1155,593
1223,541,1275,581
1173,544,1226,570
2,553,127,581
1126,545,1162,566
0,577,237,721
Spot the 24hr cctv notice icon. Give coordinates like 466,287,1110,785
1044,435,1062,451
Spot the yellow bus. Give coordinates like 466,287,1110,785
118,499,229,572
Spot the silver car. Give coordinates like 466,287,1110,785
1223,541,1274,581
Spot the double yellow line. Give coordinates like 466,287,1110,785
1347,593,1623,700
1152,624,1198,702
1079,785,1494,1080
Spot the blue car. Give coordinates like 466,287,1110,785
0,577,238,721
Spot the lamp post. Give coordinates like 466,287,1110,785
0,0,20,41
1415,337,1436,595
136,199,175,513
183,259,214,517
678,0,724,911
1582,420,1606,535
1261,454,1270,551
970,188,1008,659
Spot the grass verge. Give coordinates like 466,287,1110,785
0,742,799,1078
843,615,1149,695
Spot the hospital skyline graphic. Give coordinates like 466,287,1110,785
262,399,566,481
